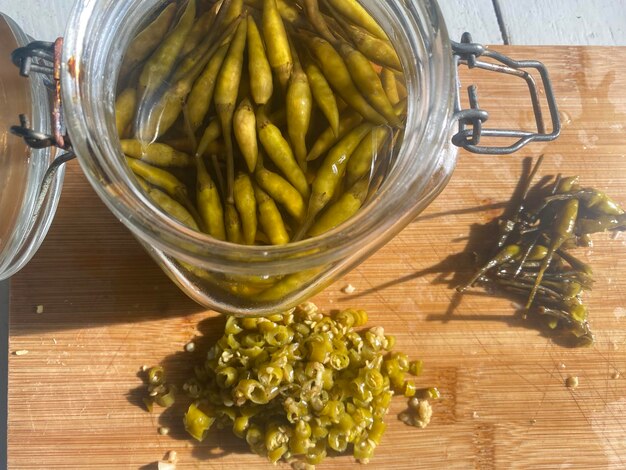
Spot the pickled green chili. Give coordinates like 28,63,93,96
143,302,437,468
116,0,407,247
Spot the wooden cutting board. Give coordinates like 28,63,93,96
8,46,626,469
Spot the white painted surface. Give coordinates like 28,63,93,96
0,0,625,46
498,0,626,46
0,0,506,45
437,0,503,45
0,0,73,41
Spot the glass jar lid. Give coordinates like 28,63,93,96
0,13,65,281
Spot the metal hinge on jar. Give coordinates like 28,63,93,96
10,38,76,222
11,38,72,151
451,32,561,155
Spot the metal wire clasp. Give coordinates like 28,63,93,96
451,33,561,155
10,37,71,151
9,38,76,223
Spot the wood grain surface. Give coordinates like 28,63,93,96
8,46,626,469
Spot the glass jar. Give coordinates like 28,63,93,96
61,0,456,316
0,14,64,280
4,0,558,316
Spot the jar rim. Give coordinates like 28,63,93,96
62,0,456,275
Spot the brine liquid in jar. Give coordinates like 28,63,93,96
114,0,407,305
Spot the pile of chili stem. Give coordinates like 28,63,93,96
458,156,626,346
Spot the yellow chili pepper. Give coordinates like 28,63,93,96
138,0,196,96
247,15,273,105
262,0,292,87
